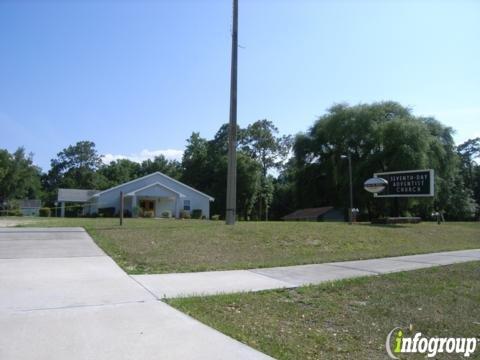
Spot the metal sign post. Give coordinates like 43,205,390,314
120,191,124,226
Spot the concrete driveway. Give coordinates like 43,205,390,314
0,228,272,360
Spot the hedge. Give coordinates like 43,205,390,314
39,207,51,217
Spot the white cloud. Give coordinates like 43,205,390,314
102,149,184,164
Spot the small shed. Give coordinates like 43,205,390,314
282,207,344,222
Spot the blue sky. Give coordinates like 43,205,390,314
1,0,479,171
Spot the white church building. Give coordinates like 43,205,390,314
57,172,214,218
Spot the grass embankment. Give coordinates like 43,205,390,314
12,217,480,274
169,262,480,359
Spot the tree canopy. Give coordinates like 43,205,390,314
291,102,476,219
1,101,478,220
0,148,41,206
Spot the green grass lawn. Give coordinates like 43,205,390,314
11,217,480,274
168,261,480,360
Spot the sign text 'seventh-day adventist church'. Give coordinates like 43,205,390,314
374,169,434,198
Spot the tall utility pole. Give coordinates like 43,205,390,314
226,0,238,225
348,154,353,225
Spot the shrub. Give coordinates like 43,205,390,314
123,209,132,218
161,210,172,218
211,214,220,221
65,204,84,217
143,210,155,218
191,209,202,219
98,207,116,217
7,209,22,217
180,210,191,219
39,207,51,217
371,217,422,224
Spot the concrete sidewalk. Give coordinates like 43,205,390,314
2,227,479,360
0,228,272,360
133,249,480,298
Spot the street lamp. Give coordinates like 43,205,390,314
341,154,353,225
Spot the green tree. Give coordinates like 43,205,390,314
474,166,480,218
207,125,261,220
0,149,11,202
456,138,480,218
97,155,182,190
457,138,480,197
97,159,142,189
237,153,262,220
443,174,477,220
43,141,103,204
0,147,42,207
292,102,463,219
242,119,292,219
140,155,182,179
181,132,210,192
258,175,274,220
180,125,261,220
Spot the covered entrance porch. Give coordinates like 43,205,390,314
124,182,186,218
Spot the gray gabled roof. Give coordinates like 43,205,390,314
125,182,186,198
282,207,335,221
92,172,215,201
58,189,100,203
